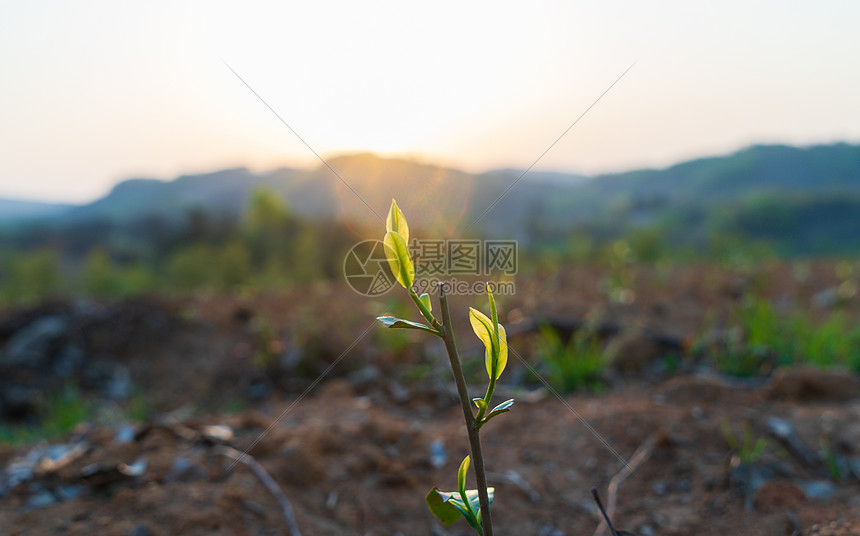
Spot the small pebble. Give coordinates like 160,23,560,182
26,490,57,509
800,480,836,500
325,490,338,510
429,439,447,469
115,425,136,444
129,524,154,536
164,457,205,483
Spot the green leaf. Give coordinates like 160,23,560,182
425,488,463,527
419,293,432,314
457,456,470,498
472,397,487,412
469,307,494,352
483,398,514,424
426,488,494,532
457,455,479,522
439,491,477,528
490,322,507,379
376,316,439,336
468,308,508,380
386,199,409,244
487,284,498,337
384,231,414,289
490,398,514,413
477,399,514,429
465,487,494,519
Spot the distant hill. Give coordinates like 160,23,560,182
63,168,302,223
583,143,860,200
0,198,73,226
568,143,860,254
4,143,860,255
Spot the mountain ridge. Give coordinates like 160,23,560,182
3,142,860,254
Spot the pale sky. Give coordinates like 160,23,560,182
2,1,859,203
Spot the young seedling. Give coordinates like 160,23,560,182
374,199,512,536
720,418,768,466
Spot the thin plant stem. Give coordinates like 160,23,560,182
408,286,442,333
438,284,494,536
475,372,497,425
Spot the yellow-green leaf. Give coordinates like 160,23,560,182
384,231,414,289
487,283,498,332
457,455,470,497
419,293,432,314
488,322,507,379
386,199,409,244
469,308,495,354
469,307,508,379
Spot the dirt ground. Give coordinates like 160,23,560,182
1,262,859,535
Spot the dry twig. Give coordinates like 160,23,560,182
218,445,302,536
486,470,541,503
592,433,658,536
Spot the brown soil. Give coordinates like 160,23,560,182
1,262,859,535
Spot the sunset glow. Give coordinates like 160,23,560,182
2,1,859,202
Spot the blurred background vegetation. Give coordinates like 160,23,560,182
0,188,356,305
2,144,860,306
2,143,860,445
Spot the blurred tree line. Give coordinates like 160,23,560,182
3,185,857,307
0,189,358,306
523,221,779,276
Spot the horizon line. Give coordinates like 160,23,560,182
1,139,855,206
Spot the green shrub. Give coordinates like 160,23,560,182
711,298,860,375
0,385,91,446
535,325,605,393
82,249,120,297
721,418,768,465
0,248,62,305
167,244,216,291
215,241,253,291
